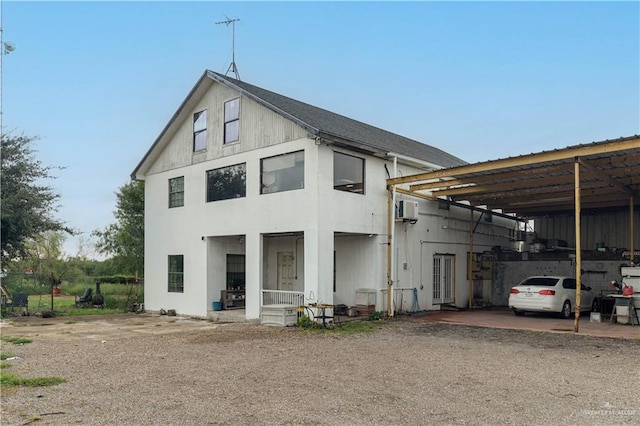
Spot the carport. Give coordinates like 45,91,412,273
387,135,640,332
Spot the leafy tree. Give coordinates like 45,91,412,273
93,181,144,275
1,133,71,263
25,231,66,284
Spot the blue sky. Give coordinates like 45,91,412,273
2,1,639,257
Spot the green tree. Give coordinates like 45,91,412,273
27,231,66,283
93,181,144,275
1,133,71,264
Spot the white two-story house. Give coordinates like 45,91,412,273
132,70,518,320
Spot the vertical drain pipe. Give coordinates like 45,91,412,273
388,157,397,317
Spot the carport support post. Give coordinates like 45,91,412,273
631,197,635,266
574,159,582,333
387,186,393,317
468,209,474,310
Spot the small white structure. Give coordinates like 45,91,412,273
132,70,518,320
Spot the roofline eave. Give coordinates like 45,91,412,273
206,71,321,138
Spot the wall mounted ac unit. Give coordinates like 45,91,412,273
397,200,419,221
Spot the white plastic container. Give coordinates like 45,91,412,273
261,304,297,326
616,306,630,324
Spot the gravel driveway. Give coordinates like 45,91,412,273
1,314,638,425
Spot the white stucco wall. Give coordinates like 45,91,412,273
392,198,519,311
143,133,400,318
140,78,519,319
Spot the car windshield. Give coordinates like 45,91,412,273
520,277,559,286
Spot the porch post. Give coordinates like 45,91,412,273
245,232,262,319
304,227,334,306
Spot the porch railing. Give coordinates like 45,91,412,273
262,290,304,307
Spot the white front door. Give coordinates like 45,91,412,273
277,251,295,291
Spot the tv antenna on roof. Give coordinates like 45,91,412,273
216,15,241,80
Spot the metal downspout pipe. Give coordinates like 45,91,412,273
387,157,398,317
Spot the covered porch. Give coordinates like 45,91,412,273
205,230,383,321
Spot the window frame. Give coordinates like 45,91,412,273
333,151,365,194
168,255,184,293
224,98,240,144
260,150,305,194
193,110,207,152
168,176,185,208
206,163,247,202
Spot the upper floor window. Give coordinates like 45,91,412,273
193,110,207,151
224,98,240,144
168,255,184,293
334,151,364,194
206,163,246,202
168,176,184,208
261,150,305,194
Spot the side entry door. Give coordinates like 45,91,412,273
433,254,455,304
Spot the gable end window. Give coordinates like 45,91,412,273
193,110,207,152
224,98,240,144
168,255,184,293
333,151,365,194
261,150,305,194
207,163,246,202
168,176,184,208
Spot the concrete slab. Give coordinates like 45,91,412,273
405,307,640,340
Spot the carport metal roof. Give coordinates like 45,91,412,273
385,135,640,332
387,135,640,218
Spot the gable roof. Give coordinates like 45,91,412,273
132,70,465,179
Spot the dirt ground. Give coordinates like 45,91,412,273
1,313,639,425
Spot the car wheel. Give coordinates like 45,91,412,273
591,298,600,313
560,301,572,319
513,310,525,317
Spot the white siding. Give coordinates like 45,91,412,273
147,84,307,176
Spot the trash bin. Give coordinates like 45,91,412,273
212,301,223,311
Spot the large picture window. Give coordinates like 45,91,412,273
168,176,184,208
168,255,184,293
333,151,365,194
224,98,240,144
206,163,246,202
261,151,305,194
193,110,207,151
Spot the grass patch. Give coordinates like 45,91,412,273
334,320,387,334
1,282,144,318
2,336,33,345
296,316,387,334
0,339,66,390
0,371,66,388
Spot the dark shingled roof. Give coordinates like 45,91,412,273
208,71,466,168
